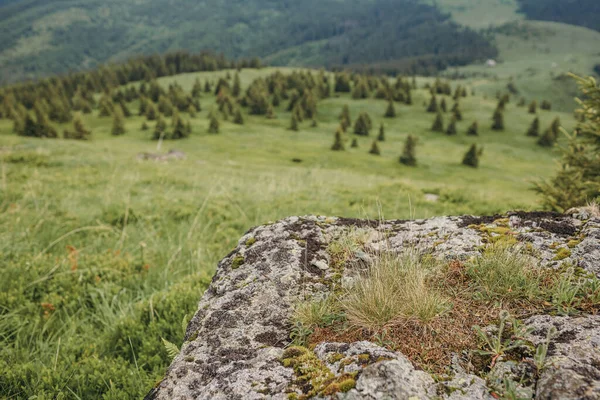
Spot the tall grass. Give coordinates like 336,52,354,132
342,250,450,330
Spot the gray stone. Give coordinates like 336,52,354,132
147,213,600,400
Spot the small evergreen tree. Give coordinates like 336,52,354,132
462,144,483,168
369,140,381,155
526,117,540,137
170,111,188,139
289,114,299,131
384,100,396,118
339,105,351,129
146,102,158,121
378,123,385,141
440,98,447,113
541,100,552,110
491,108,504,130
467,121,478,136
399,135,417,166
152,116,167,140
431,112,444,132
537,127,557,147
353,112,371,136
119,100,132,118
351,138,358,148
528,100,537,114
64,114,91,140
192,78,203,98
426,96,438,113
233,108,245,125
98,97,113,117
352,79,369,99
232,73,241,97
453,106,463,121
208,112,220,134
141,121,149,131
138,97,148,116
446,116,457,135
111,107,126,136
266,104,276,119
188,104,198,118
331,127,345,151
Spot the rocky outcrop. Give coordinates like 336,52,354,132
146,211,600,400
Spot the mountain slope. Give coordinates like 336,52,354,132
0,0,497,83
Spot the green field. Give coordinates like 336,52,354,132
442,20,600,111
0,68,577,397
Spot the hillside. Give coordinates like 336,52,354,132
0,0,496,83
0,63,581,397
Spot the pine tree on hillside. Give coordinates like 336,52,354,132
453,106,463,121
369,140,381,155
152,115,167,140
467,121,478,136
266,104,276,119
353,113,371,136
232,73,241,97
550,117,561,136
138,97,148,116
33,104,58,138
529,100,537,114
158,96,174,117
146,102,158,121
491,108,504,131
331,127,345,151
440,98,447,113
462,144,483,168
431,112,444,132
541,100,552,110
446,116,457,135
351,138,359,148
405,90,412,105
537,127,557,147
384,100,396,118
233,107,245,125
378,123,385,141
64,114,91,140
111,107,126,136
98,97,113,117
339,105,352,129
208,112,220,134
399,135,417,166
204,80,212,93
171,111,188,139
526,117,540,137
119,100,132,118
426,96,438,113
352,79,369,99
192,78,203,98
289,114,299,131
188,104,198,118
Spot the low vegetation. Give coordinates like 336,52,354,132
292,231,600,374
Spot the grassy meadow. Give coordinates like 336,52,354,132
0,67,577,398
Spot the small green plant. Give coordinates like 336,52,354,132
162,338,180,361
534,326,557,372
472,311,527,366
289,322,313,347
293,297,344,329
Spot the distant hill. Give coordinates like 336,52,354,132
517,0,600,32
0,0,497,83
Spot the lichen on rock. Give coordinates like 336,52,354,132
146,212,600,400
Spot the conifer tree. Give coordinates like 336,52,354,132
146,102,158,121
171,110,188,139
467,121,478,136
431,112,444,132
353,113,371,136
351,138,359,148
462,144,483,167
491,108,504,131
405,90,412,105
233,108,244,125
192,78,203,98
98,97,113,117
158,96,174,117
141,121,149,131
138,97,148,116
529,100,537,114
152,115,167,140
384,100,396,118
208,112,220,134
290,114,299,131
426,96,438,113
440,98,447,113
34,103,58,138
232,73,241,97
378,123,385,141
453,106,463,121
537,127,557,147
111,107,126,136
518,97,526,107
339,105,352,131
64,114,91,140
526,117,540,137
188,104,197,118
119,100,132,118
399,135,417,166
334,73,351,93
266,104,276,119
352,79,369,99
541,100,552,110
331,127,345,151
446,116,457,135
204,81,212,93
369,140,381,155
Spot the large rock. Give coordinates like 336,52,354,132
146,212,600,400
